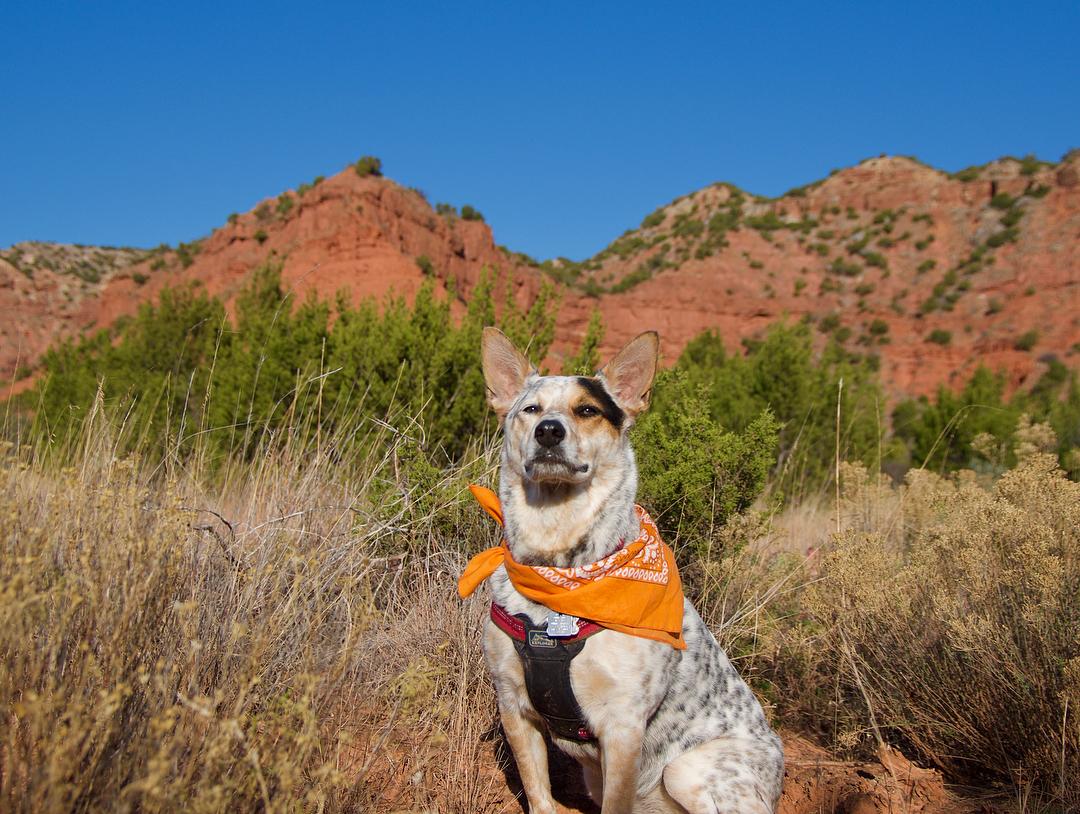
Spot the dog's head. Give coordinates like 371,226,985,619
481,328,659,486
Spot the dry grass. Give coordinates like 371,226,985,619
767,444,1080,809
0,396,508,812
2,399,1077,812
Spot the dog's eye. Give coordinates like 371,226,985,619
522,404,541,414
576,405,600,418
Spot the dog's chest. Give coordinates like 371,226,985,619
484,568,678,737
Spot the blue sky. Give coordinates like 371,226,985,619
2,1,1077,261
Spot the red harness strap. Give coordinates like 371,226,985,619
490,603,605,642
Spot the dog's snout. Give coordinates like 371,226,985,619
534,419,566,448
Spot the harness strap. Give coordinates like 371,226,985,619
490,602,604,642
490,604,601,741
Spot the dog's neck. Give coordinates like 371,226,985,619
499,448,641,568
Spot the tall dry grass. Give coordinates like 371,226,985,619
765,427,1080,809
0,392,508,813
3,390,1077,812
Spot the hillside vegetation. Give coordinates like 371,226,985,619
5,150,1079,410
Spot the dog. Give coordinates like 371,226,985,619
466,327,784,814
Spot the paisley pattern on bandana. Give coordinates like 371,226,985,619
459,486,686,649
533,506,669,589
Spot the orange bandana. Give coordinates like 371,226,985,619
458,485,686,649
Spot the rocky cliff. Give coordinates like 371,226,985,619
3,152,1078,401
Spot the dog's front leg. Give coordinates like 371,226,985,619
500,705,558,814
598,724,644,813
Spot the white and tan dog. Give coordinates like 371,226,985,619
473,327,784,814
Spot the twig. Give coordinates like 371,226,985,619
835,377,843,535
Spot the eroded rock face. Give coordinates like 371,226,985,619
568,154,1080,401
4,153,1079,403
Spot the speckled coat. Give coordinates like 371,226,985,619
478,328,784,814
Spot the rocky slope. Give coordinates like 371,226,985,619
3,153,1078,401
550,152,1080,399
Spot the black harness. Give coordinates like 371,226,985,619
491,604,602,741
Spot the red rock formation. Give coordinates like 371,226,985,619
3,153,1078,402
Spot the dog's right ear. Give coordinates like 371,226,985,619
481,327,535,417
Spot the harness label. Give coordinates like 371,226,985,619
527,630,558,648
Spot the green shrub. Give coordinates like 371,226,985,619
999,207,1024,228
634,369,778,549
868,318,888,336
276,194,294,217
29,262,558,462
254,230,268,244
610,248,673,293
415,255,435,277
862,252,887,269
829,258,861,277
887,364,1080,472
818,313,841,333
672,217,704,239
641,209,666,229
561,309,604,376
460,205,484,222
917,259,936,274
987,227,1019,248
435,202,457,217
1014,330,1038,351
659,323,882,498
1019,153,1042,175
131,272,149,286
354,155,383,177
990,192,1015,210
175,240,202,269
927,329,952,346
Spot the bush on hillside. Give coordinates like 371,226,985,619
354,155,383,177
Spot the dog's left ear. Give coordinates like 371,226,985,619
481,327,536,417
599,331,660,417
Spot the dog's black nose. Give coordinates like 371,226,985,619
534,419,566,448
